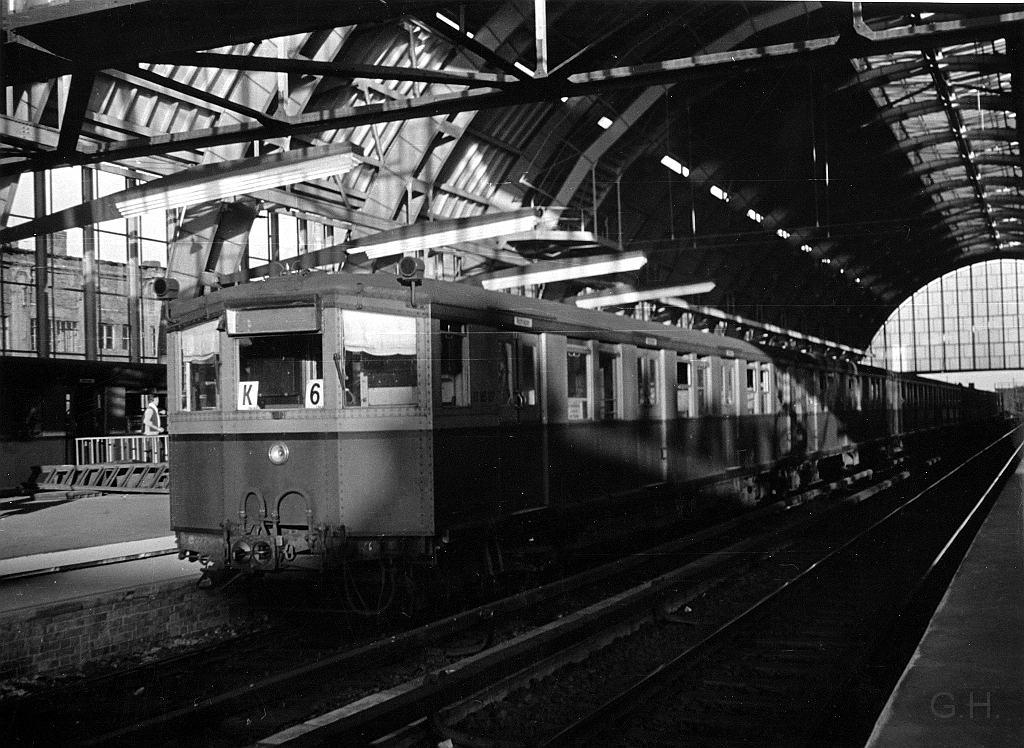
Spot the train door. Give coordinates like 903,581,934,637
496,332,548,512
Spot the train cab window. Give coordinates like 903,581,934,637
238,333,322,409
637,353,658,411
180,321,220,411
676,357,691,418
342,311,418,407
567,347,592,420
439,321,470,407
598,349,619,420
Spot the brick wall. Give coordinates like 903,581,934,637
0,578,250,680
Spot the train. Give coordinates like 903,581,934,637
164,267,998,605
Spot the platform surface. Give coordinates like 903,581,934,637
866,455,1024,748
0,492,191,615
0,492,173,560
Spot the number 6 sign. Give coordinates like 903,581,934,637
305,379,324,409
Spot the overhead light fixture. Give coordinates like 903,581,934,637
514,61,534,77
0,143,362,244
598,116,613,129
114,144,361,216
359,208,545,260
660,155,689,177
776,229,790,239
746,209,763,223
435,12,460,30
710,185,729,202
573,281,716,309
479,250,647,291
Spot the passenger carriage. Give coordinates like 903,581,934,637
166,269,997,591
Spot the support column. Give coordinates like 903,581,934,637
33,172,50,358
268,211,280,263
534,0,548,78
81,168,98,360
127,206,142,363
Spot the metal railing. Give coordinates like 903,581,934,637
75,435,168,466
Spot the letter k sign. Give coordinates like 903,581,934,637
238,381,260,409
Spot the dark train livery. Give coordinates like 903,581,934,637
166,270,997,592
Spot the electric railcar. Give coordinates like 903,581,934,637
165,269,997,591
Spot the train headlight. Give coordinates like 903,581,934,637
251,539,275,567
231,540,253,565
268,442,290,465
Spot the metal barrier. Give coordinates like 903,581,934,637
35,462,169,494
75,435,168,465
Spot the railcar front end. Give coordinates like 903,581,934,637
168,276,435,580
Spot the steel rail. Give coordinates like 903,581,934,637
246,459,927,746
537,425,1023,748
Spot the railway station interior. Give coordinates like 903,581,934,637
1,2,1023,746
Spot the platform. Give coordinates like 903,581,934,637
0,491,188,613
866,454,1024,747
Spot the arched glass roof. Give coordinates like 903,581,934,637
865,259,1024,373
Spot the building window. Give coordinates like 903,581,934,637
101,323,116,350
54,320,78,354
121,324,130,350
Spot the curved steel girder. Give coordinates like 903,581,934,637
887,126,1016,156
925,192,1024,217
876,93,1013,127
918,175,1024,199
906,152,1020,179
844,53,1010,91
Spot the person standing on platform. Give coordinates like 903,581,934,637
142,396,164,462
143,396,163,435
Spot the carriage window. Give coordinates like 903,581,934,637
518,340,539,407
180,321,220,411
746,364,757,414
567,348,591,420
759,365,772,414
638,354,658,410
676,357,691,417
695,358,710,416
238,333,322,409
439,321,470,407
342,310,418,407
598,349,619,420
722,360,736,414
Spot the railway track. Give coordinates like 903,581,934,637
0,444,924,748
435,426,1021,748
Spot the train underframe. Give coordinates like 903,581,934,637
176,426,932,612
